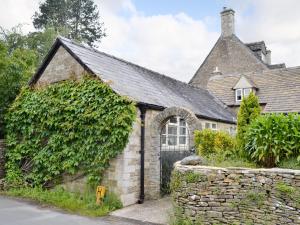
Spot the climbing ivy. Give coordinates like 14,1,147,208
5,76,136,187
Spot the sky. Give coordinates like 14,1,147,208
1,0,300,82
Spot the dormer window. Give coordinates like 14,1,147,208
233,76,258,102
235,88,252,102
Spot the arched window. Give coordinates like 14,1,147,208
161,116,189,150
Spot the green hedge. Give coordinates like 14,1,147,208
195,129,236,156
5,77,136,187
245,113,300,167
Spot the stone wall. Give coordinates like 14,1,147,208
0,139,5,179
101,109,141,206
173,163,300,225
37,46,85,85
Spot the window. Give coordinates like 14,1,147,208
243,88,251,97
161,117,189,149
236,88,253,102
228,126,236,135
236,89,242,101
204,122,217,131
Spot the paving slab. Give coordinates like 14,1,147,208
111,197,172,225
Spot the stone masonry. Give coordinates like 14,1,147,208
173,163,300,225
0,139,5,179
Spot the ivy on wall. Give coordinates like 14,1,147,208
5,76,136,187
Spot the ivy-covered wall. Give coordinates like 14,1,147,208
172,163,300,225
5,77,136,188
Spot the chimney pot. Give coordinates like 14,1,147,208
221,8,235,37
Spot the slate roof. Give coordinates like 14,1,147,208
207,67,300,113
30,37,236,123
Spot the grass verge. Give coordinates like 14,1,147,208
1,186,122,217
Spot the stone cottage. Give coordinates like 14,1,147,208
29,38,235,206
190,7,300,113
28,7,300,207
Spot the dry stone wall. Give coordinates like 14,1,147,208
0,139,5,179
172,163,300,225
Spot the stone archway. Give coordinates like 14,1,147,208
145,107,202,198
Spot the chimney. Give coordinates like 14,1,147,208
221,7,235,37
266,50,271,65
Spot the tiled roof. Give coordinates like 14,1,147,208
208,67,300,113
31,37,236,123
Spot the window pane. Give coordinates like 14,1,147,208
236,89,242,101
179,118,186,126
205,123,210,129
212,123,217,129
244,88,251,97
169,116,177,124
180,127,186,135
168,126,177,135
161,126,166,134
161,135,166,144
168,136,177,145
179,136,186,144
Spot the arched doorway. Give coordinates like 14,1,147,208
148,107,202,198
160,116,192,194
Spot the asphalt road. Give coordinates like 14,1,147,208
0,196,154,225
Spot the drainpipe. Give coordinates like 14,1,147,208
138,105,146,204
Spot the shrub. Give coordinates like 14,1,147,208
5,76,136,187
245,113,300,167
237,92,261,151
195,129,236,156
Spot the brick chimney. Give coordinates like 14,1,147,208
221,7,235,37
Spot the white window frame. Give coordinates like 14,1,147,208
236,88,252,102
243,88,251,97
161,117,189,149
235,88,243,102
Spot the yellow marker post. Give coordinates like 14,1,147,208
96,186,106,205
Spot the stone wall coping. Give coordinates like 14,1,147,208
174,161,300,175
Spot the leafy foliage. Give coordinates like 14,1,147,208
0,40,37,138
4,186,122,217
33,0,106,46
5,77,136,187
195,129,236,156
237,92,261,151
245,113,300,167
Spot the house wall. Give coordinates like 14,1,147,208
101,109,141,206
198,118,236,134
37,46,85,85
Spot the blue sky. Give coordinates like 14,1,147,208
132,0,225,20
1,0,300,81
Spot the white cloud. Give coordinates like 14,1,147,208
230,0,300,66
1,0,300,81
0,0,39,33
98,0,218,82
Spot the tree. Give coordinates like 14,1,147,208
33,0,105,46
0,41,37,138
33,0,68,31
236,92,261,151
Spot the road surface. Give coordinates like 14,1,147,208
0,196,155,225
